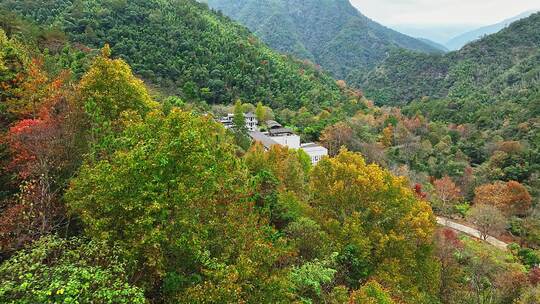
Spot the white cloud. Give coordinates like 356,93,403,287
350,0,540,26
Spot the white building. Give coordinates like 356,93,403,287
244,112,258,131
249,131,280,150
261,120,327,164
219,112,258,131
265,120,301,149
300,143,329,165
218,115,328,165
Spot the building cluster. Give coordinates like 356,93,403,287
219,112,328,164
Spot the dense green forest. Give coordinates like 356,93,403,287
205,0,441,81
361,12,540,108
349,13,540,222
4,0,377,141
0,0,353,112
1,0,540,303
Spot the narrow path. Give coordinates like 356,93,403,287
436,217,508,250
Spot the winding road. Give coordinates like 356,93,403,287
436,217,508,250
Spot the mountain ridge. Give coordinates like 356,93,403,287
417,37,449,52
361,12,540,106
205,0,441,82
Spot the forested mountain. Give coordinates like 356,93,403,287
205,0,441,81
2,0,540,303
0,0,349,111
357,13,540,212
361,12,540,108
446,10,537,50
0,17,440,303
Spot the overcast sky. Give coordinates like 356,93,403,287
350,0,540,26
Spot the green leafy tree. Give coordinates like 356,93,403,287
66,109,245,279
65,109,289,302
78,45,154,122
233,100,247,133
232,100,251,150
245,143,311,195
0,28,29,122
256,101,266,123
77,45,157,156
289,254,337,302
285,217,332,261
0,236,145,304
350,281,396,304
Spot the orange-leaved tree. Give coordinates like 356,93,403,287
474,181,532,216
320,122,353,156
432,176,463,213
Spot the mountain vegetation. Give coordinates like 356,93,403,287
358,14,540,195
316,12,539,256
0,23,440,303
0,0,352,112
359,12,540,178
1,0,540,303
205,0,442,81
361,12,540,108
418,38,449,52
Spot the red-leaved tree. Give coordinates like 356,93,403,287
0,69,81,253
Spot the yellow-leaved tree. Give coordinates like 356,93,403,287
77,45,158,157
309,148,439,303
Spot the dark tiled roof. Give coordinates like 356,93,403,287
266,120,282,129
244,112,256,118
268,128,294,136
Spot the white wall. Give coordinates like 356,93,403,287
272,135,301,149
301,145,329,164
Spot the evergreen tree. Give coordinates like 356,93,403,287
232,100,251,150
233,100,247,134
256,101,266,124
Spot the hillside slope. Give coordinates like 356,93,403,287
205,0,441,81
361,12,540,107
0,0,348,111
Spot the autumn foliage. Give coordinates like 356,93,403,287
0,40,80,252
474,181,532,216
432,176,463,212
1,9,539,302
320,122,353,156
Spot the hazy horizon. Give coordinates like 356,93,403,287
350,0,539,26
389,24,478,45
349,0,539,44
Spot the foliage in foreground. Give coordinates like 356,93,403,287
0,236,145,304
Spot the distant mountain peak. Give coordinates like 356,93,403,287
445,10,538,50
